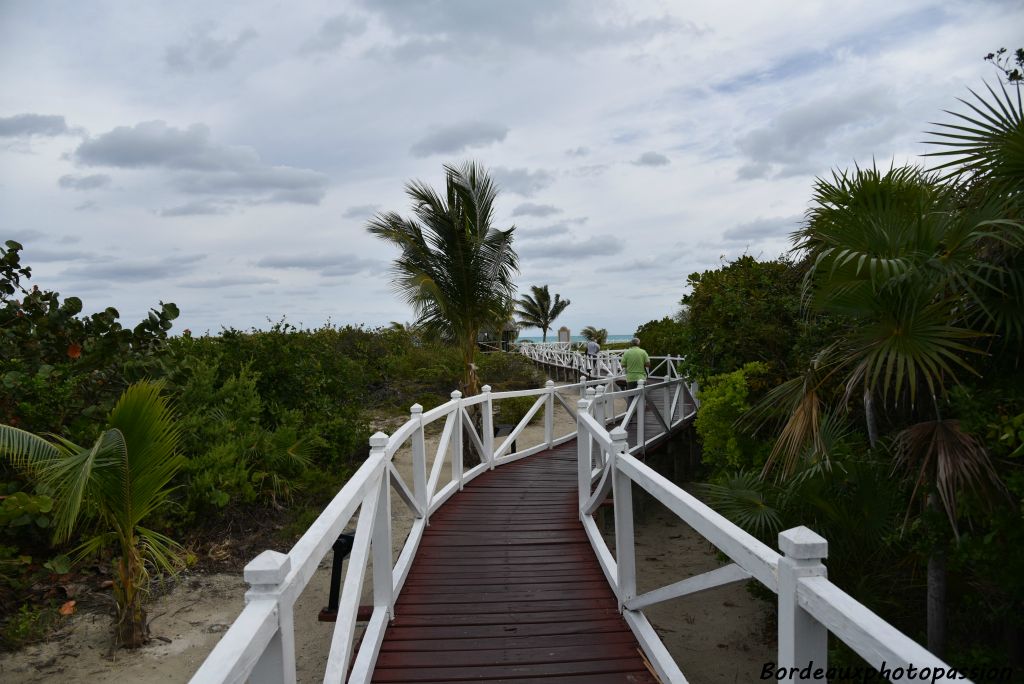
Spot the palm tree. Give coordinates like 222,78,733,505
0,381,185,647
368,161,518,396
581,326,608,346
751,161,1018,656
515,285,570,342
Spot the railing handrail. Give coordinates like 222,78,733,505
574,394,973,684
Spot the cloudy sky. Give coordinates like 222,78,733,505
1,1,1020,336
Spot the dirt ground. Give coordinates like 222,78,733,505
0,385,772,683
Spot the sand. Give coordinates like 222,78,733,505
0,384,772,683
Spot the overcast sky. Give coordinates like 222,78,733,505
1,1,1020,336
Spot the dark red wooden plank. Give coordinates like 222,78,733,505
371,657,651,682
380,630,639,652
383,618,631,641
389,608,623,627
375,642,641,668
461,674,658,684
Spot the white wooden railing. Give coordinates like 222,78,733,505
574,391,973,684
518,340,634,377
191,353,969,684
190,359,687,684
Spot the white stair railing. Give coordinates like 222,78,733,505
574,395,973,684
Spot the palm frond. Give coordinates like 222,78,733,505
892,419,1008,534
698,471,783,539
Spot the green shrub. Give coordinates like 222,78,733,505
694,362,771,471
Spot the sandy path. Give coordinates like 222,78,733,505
0,385,771,683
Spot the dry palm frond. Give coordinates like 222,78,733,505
893,418,1008,535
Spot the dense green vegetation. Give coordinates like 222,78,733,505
636,77,1024,669
0,239,542,648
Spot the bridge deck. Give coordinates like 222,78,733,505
371,398,674,683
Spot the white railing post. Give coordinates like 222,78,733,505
576,395,592,514
636,378,646,450
410,404,427,521
610,427,635,609
370,433,394,619
482,385,495,469
450,390,463,488
544,379,555,447
580,374,588,396
593,386,607,468
585,387,598,459
778,527,829,681
244,550,295,684
661,379,671,428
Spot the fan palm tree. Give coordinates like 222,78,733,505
368,162,518,396
0,381,185,647
515,285,570,342
750,160,1020,656
581,326,608,346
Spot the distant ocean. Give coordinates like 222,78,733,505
517,335,632,343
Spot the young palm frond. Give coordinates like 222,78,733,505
0,381,185,647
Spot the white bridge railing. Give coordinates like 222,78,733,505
191,353,968,684
574,390,972,683
518,340,635,377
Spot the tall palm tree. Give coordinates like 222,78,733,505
368,162,518,396
515,285,570,342
581,326,608,346
0,381,185,647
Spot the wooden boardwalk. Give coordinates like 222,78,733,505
374,442,657,683
371,399,674,683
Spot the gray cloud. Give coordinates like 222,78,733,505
20,246,96,262
159,199,234,217
180,275,277,288
511,202,561,218
300,15,367,55
343,204,380,219
77,121,252,170
565,146,589,157
76,121,329,205
360,0,691,61
60,254,205,282
736,87,896,178
58,173,111,190
256,253,380,277
74,201,98,212
736,162,772,180
633,151,670,166
0,114,68,137
518,235,623,261
606,257,661,273
568,164,610,177
165,26,258,73
517,222,572,239
5,229,46,243
723,215,802,242
491,166,554,197
410,121,509,157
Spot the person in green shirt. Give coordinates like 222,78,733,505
621,337,650,390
